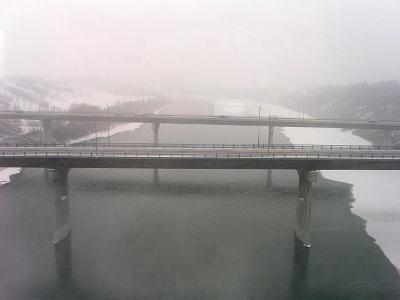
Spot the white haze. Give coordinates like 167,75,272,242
1,0,400,90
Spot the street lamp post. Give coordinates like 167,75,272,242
299,102,305,120
257,106,261,148
267,108,271,156
299,102,302,119
107,104,110,146
95,114,98,157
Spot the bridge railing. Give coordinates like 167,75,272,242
0,142,399,150
1,150,400,160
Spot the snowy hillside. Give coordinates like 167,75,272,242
272,81,400,145
0,77,171,142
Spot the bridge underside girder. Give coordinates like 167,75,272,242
1,157,399,170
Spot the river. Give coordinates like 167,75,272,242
214,97,400,270
0,98,399,299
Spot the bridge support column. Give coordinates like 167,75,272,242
268,126,274,147
383,130,394,147
266,126,275,184
41,120,53,144
152,123,160,183
152,123,160,145
295,170,317,247
41,120,54,177
48,168,71,243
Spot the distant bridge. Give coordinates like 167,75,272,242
1,111,400,129
1,111,399,149
1,143,399,247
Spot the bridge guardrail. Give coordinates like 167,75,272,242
0,142,399,151
1,150,400,160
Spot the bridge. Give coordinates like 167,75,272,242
1,111,400,129
1,111,400,146
1,143,399,247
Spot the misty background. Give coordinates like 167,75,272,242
2,2,400,299
1,0,400,91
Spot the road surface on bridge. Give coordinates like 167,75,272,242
1,111,400,130
1,145,400,158
1,144,400,170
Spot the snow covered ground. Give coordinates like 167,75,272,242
0,167,22,185
0,80,140,112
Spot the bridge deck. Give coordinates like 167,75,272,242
1,144,399,170
1,111,400,130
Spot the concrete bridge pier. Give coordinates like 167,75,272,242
152,123,160,145
383,130,394,147
295,170,317,247
265,126,275,186
48,168,71,243
41,120,53,144
152,123,160,183
268,126,274,147
41,120,54,177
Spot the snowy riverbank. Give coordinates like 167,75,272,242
0,167,22,185
213,97,400,270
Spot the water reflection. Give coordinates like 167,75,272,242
54,234,73,292
289,235,310,299
266,169,273,189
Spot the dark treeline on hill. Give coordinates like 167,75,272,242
273,80,400,146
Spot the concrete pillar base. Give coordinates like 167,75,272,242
383,130,394,147
152,123,160,145
268,125,274,147
48,168,71,243
53,220,71,244
152,123,160,183
41,120,53,144
295,170,317,247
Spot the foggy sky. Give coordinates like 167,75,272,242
1,0,400,90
